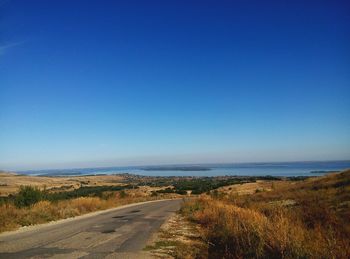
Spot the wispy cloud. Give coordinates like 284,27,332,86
0,41,24,56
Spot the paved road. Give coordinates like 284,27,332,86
0,199,183,259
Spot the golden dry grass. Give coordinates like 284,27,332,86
0,192,176,233
0,172,126,196
0,172,174,197
181,170,350,258
217,180,276,195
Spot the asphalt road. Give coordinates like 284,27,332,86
0,199,183,259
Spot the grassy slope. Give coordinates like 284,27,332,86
181,169,350,258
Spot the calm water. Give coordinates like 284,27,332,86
19,161,350,177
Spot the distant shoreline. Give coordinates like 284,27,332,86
7,160,350,178
309,170,338,174
141,166,211,171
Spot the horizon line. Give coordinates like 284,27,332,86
9,159,350,172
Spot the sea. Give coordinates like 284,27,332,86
18,160,350,177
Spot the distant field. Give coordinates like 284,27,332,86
0,171,287,197
0,172,125,196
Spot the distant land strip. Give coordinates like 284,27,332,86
141,166,211,171
310,170,339,174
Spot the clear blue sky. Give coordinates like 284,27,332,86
1,0,349,170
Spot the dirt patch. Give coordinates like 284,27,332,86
145,213,207,258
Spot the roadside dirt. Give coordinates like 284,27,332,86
145,213,207,258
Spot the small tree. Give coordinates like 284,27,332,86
14,186,43,208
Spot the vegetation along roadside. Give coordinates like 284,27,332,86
178,169,350,258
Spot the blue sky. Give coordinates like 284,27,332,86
1,0,349,170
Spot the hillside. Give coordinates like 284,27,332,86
181,169,350,258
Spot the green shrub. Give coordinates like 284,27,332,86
14,186,43,208
175,189,187,195
119,190,128,198
45,185,131,201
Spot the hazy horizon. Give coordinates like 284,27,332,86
3,158,350,172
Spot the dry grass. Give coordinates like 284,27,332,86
181,170,350,258
0,172,180,198
0,192,176,233
0,172,126,196
217,180,276,195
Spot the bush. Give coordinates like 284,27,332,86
175,189,187,195
45,185,131,201
119,190,128,198
14,186,43,208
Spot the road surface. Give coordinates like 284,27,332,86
0,199,183,259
